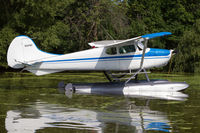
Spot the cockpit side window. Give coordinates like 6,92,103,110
119,45,136,54
106,47,117,55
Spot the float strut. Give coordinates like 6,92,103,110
103,71,112,82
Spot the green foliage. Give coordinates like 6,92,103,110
174,19,200,73
32,21,71,54
0,27,18,68
64,0,130,51
0,0,199,72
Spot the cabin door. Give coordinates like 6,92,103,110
103,47,120,70
119,44,136,70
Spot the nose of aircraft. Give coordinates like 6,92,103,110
147,48,172,66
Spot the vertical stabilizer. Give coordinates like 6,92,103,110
7,35,58,69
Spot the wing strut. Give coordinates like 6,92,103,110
140,38,148,69
101,32,171,83
125,38,150,85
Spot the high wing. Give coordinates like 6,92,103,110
88,32,172,84
88,40,126,48
140,32,172,39
88,32,172,48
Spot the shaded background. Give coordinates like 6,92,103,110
0,0,200,72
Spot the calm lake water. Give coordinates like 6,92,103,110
0,72,200,133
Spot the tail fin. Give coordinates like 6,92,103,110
7,35,57,69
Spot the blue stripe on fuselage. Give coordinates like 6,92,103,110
42,48,170,63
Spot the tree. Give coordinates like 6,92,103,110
0,27,18,68
64,0,131,51
0,0,200,72
127,0,168,48
174,19,200,73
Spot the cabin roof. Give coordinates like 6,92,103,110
88,40,125,48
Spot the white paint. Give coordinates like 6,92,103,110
7,36,172,76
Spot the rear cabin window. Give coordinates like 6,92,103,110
119,45,136,54
106,47,117,55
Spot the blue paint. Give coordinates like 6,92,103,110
42,48,170,63
146,48,170,56
145,122,171,132
17,35,63,56
141,32,172,39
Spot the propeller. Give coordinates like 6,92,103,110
172,49,178,55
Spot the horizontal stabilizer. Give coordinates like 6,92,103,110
25,68,63,76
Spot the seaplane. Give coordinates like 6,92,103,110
7,32,189,95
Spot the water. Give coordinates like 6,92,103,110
0,72,200,133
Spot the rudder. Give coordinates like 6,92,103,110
7,35,56,69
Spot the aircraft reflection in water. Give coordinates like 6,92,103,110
60,80,188,101
6,100,172,133
5,81,188,133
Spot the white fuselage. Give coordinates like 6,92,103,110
7,34,173,76
26,46,172,75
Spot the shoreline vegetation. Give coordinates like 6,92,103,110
0,0,200,73
0,72,199,95
0,71,197,81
